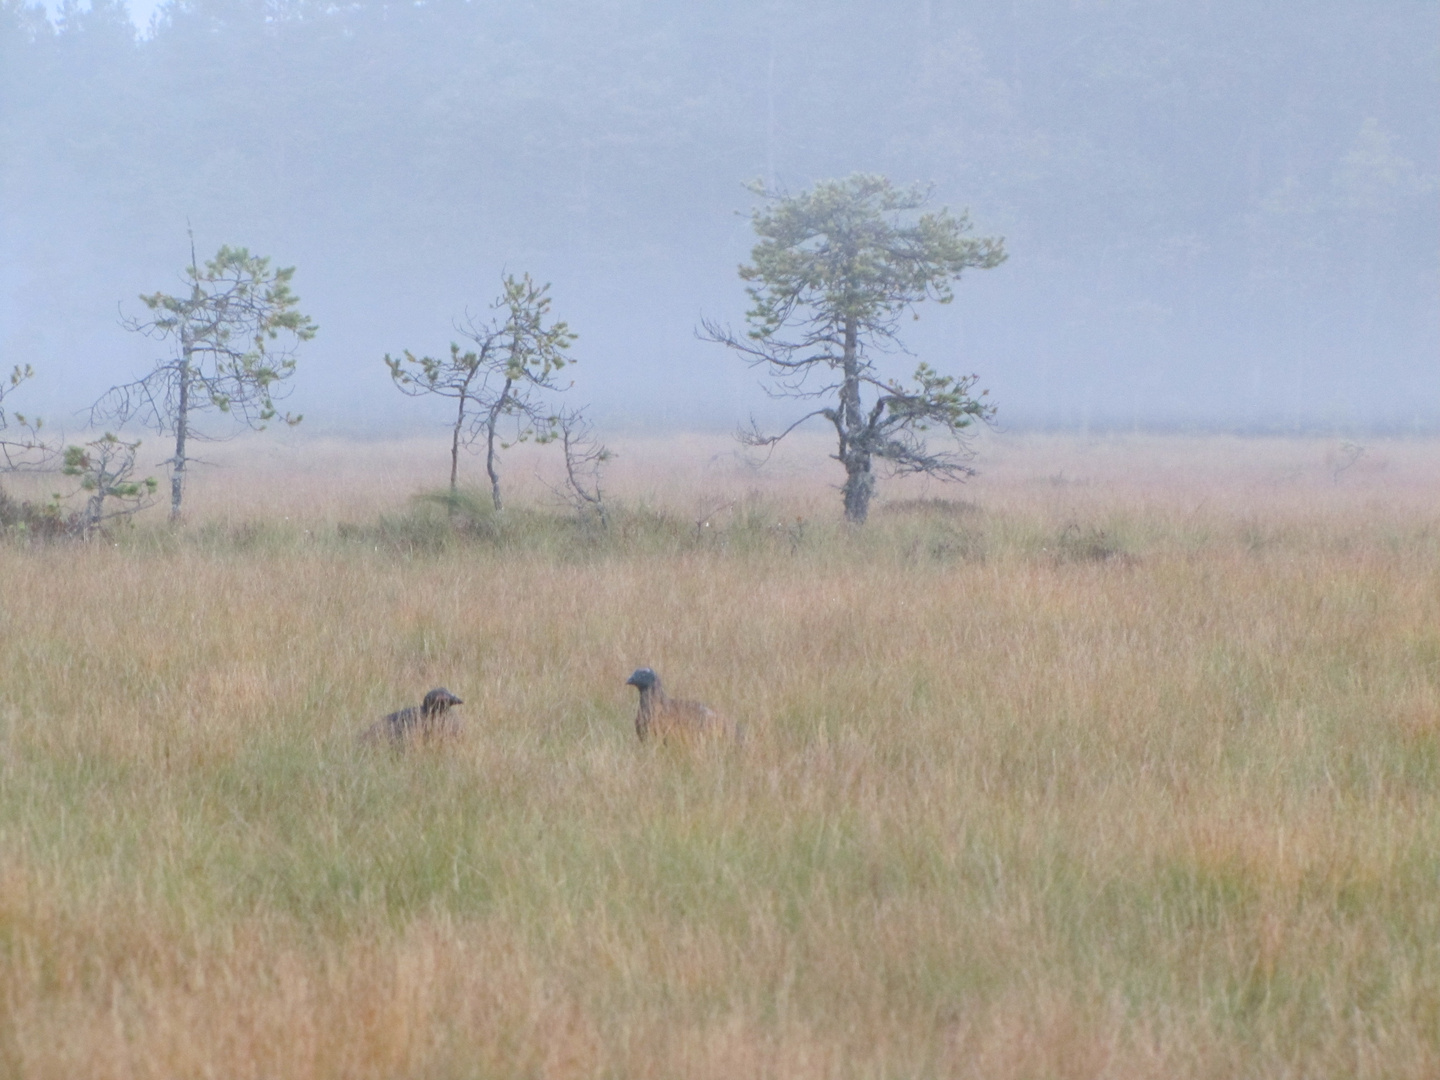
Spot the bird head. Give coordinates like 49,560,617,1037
423,688,464,712
625,668,658,690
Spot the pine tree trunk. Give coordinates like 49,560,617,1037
485,378,513,513
837,315,872,523
170,348,190,522
486,428,502,512
842,458,873,523
449,400,463,497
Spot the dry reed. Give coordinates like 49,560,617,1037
0,431,1436,1078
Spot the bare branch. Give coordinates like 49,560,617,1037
737,408,830,449
549,407,613,523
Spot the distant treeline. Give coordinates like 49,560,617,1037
1,0,1436,428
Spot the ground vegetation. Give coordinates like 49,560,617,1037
0,433,1435,1078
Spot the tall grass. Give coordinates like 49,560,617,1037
0,433,1437,1077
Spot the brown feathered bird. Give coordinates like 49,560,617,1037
625,668,742,745
361,687,464,746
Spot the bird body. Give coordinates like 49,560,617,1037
361,687,464,746
625,668,741,745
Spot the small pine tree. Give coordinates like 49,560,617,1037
386,273,576,511
62,434,159,536
704,174,1005,523
94,239,316,520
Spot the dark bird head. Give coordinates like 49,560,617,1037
422,688,464,713
625,668,658,691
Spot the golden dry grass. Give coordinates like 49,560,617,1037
0,431,1437,1078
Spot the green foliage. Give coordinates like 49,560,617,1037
0,363,51,472
740,173,1005,339
385,341,477,394
125,244,317,426
1,362,33,420
61,432,158,535
496,272,575,384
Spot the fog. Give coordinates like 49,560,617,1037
3,0,1436,437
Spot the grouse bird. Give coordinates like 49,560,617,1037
625,668,741,745
361,687,464,746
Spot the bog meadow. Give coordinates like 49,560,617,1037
4,1,1436,1075
0,429,1436,1079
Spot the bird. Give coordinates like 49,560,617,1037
625,667,742,745
361,687,464,746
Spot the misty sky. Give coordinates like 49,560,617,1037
4,0,1437,440
49,0,160,29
